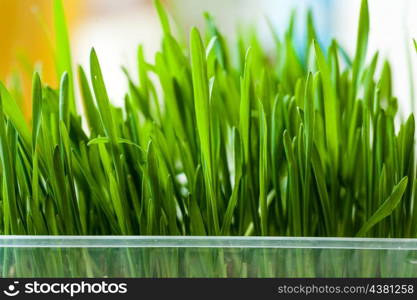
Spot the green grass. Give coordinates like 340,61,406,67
0,0,416,238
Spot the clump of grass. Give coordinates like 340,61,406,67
0,0,416,238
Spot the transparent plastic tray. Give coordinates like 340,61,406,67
1,236,416,277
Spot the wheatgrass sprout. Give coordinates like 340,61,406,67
0,0,415,239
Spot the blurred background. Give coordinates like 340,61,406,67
1,0,417,119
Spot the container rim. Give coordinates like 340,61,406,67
0,236,416,250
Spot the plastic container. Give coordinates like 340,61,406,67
1,236,416,277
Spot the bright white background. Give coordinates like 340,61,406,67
72,0,417,116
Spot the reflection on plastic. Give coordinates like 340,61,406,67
0,236,416,278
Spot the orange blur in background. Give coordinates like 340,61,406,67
0,0,81,120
